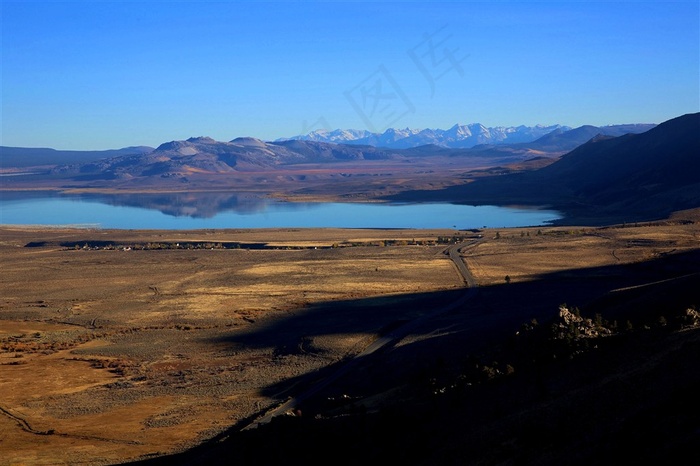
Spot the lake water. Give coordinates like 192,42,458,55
0,191,561,230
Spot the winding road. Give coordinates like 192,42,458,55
240,238,482,431
6,238,486,452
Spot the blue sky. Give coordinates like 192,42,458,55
2,1,698,150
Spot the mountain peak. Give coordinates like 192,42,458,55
230,137,267,147
186,136,217,144
589,134,615,144
156,140,190,151
280,123,573,149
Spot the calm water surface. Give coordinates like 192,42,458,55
0,191,561,230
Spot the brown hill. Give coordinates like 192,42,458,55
42,137,404,182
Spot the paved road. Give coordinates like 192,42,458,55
241,239,481,431
448,240,479,287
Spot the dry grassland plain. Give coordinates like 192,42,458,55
0,227,462,465
1,212,699,465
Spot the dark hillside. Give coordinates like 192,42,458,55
537,113,700,192
389,113,700,224
523,123,656,152
525,124,605,152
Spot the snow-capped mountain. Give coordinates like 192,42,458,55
293,129,374,144
279,123,570,149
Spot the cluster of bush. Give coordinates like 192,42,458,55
429,303,700,395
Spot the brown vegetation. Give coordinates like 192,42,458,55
0,226,463,465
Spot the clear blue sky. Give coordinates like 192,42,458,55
2,0,698,150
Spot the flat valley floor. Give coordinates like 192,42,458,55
1,212,699,465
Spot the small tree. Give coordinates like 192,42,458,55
505,275,511,284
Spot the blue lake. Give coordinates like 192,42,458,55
0,191,561,230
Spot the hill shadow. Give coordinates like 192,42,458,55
243,248,699,400
209,289,465,353
208,247,699,357
130,248,700,466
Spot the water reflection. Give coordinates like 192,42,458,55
0,191,562,229
82,192,279,218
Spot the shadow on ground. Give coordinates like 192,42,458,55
129,249,700,466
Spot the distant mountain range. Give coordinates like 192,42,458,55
29,121,655,181
279,123,656,149
1,122,657,171
0,145,153,168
